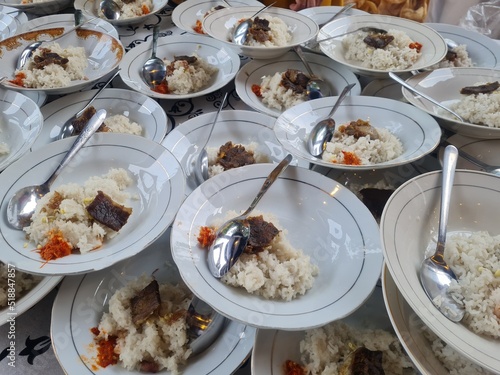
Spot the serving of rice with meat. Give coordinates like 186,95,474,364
284,321,415,375
234,16,292,47
102,0,152,19
198,211,319,301
70,106,143,136
340,29,422,70
0,262,42,308
152,54,218,95
322,119,404,166
91,275,193,374
11,43,88,89
430,44,473,69
25,168,134,260
205,141,270,178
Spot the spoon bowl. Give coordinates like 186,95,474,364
6,109,107,230
208,154,293,278
187,296,226,355
141,25,166,89
306,82,356,157
419,145,465,322
99,0,121,20
232,2,275,45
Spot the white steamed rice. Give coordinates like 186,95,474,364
105,114,143,136
258,71,307,111
239,16,292,47
95,275,192,374
0,262,42,308
430,44,473,69
25,168,134,254
16,42,88,89
340,29,421,70
162,54,218,95
113,0,152,18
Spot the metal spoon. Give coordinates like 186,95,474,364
318,2,355,28
187,296,226,355
99,0,121,20
443,141,500,176
58,69,121,140
6,109,107,230
293,45,330,100
388,72,465,122
16,17,96,70
309,26,388,50
420,145,465,322
208,153,293,278
306,83,356,158
194,92,229,185
232,2,276,45
141,25,166,89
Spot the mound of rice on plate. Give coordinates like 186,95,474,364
198,211,319,301
235,16,292,47
108,0,152,18
25,168,134,260
340,29,422,70
322,119,403,166
0,262,42,308
91,275,193,374
11,43,88,89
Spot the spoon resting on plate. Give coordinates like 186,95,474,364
208,154,293,278
292,45,330,99
6,109,107,230
187,296,226,355
141,25,167,90
420,144,465,322
99,0,121,20
232,2,276,45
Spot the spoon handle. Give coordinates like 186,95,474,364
51,17,97,43
45,109,107,188
240,154,293,218
327,82,356,118
201,92,228,149
151,24,160,59
435,145,458,258
76,68,121,118
293,45,315,78
318,2,355,28
388,72,464,122
249,1,275,19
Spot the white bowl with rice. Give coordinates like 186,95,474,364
381,169,500,373
0,0,73,15
0,28,124,95
402,67,500,139
318,14,447,77
202,6,319,59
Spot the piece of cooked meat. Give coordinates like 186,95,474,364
281,69,310,94
173,55,197,64
130,280,161,326
216,141,255,170
339,347,385,375
445,49,458,62
33,48,69,69
341,119,379,140
460,81,500,95
363,34,394,49
86,190,132,232
244,215,280,254
249,17,271,43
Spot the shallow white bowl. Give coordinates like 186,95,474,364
119,34,240,100
0,0,73,15
235,51,361,118
381,170,500,373
318,14,447,77
0,88,43,172
202,6,319,59
74,0,169,26
34,88,169,150
171,164,383,330
0,28,124,96
274,95,442,170
402,67,500,139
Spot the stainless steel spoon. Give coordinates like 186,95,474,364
6,109,107,230
208,153,293,278
306,83,356,158
317,2,355,28
194,92,229,185
58,69,120,140
293,45,330,100
16,17,95,70
141,25,167,89
309,26,388,50
388,72,465,122
420,145,465,322
99,0,121,20
443,141,500,176
232,2,276,45
187,296,226,355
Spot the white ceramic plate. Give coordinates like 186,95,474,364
0,133,185,276
0,274,62,327
0,29,124,96
172,0,262,35
235,51,361,118
202,6,319,60
0,88,43,172
0,11,17,40
318,14,447,77
171,164,384,330
0,0,73,15
51,228,255,375
426,22,500,69
20,13,119,38
274,95,442,170
440,134,500,172
119,35,240,100
74,0,169,26
161,109,307,196
402,67,500,139
34,88,169,151
381,170,500,373
361,78,406,101
251,284,396,373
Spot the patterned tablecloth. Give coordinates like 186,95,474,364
0,5,253,375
